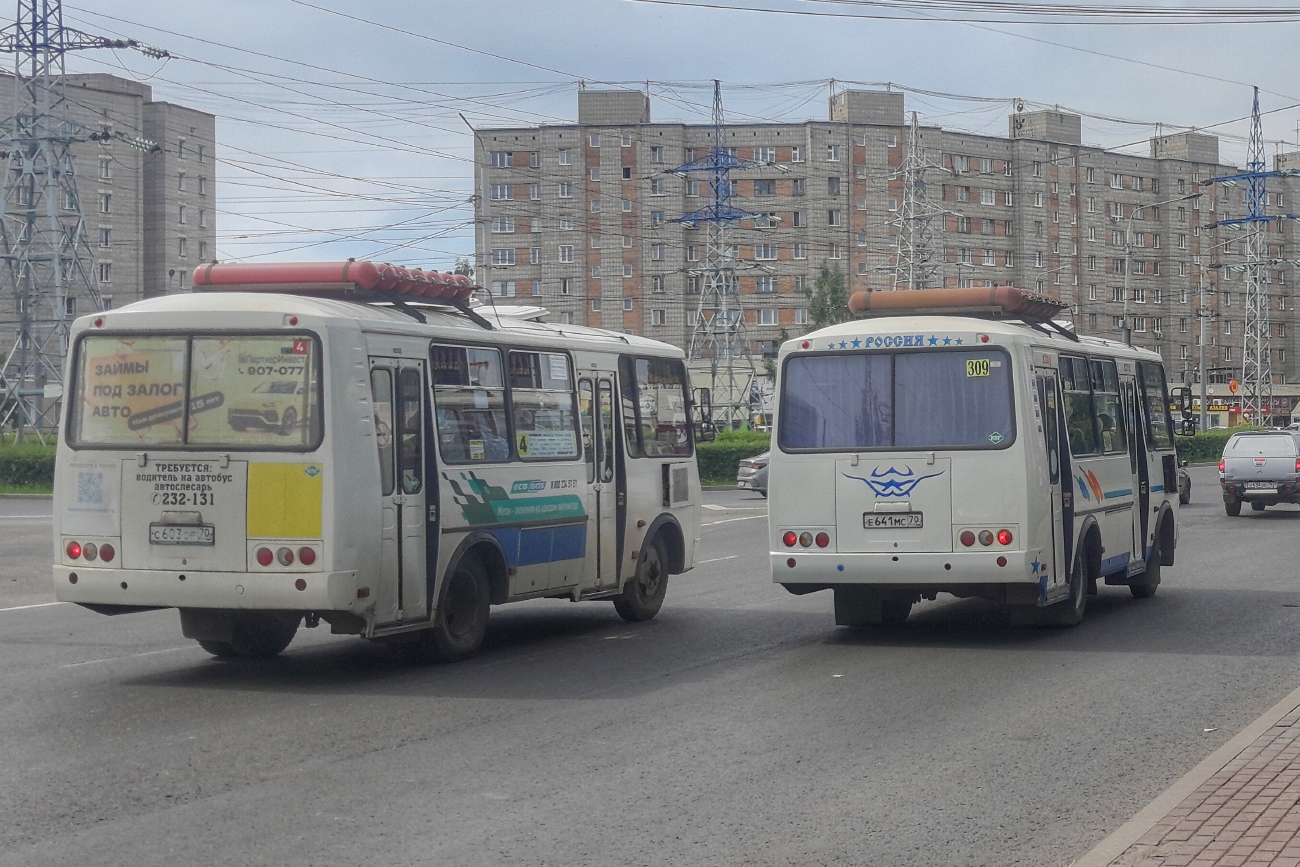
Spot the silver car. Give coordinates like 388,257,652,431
1219,431,1300,515
736,451,769,497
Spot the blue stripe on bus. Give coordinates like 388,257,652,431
1103,489,1134,499
1101,553,1130,574
1151,484,1164,492
492,523,587,567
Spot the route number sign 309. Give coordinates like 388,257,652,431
966,358,991,377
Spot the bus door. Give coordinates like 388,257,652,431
1121,374,1150,569
1036,369,1069,602
579,373,621,588
369,358,432,626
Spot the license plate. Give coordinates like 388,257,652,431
1244,481,1276,489
864,512,923,529
149,523,215,545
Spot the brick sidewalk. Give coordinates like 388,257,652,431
1103,705,1300,867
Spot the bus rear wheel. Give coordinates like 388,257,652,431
427,556,491,662
614,537,668,622
1045,551,1087,627
198,613,300,659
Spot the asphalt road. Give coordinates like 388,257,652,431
4,466,1300,866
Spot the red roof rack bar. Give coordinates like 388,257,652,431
192,260,476,303
847,286,1066,322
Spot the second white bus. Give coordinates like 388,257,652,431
768,287,1179,627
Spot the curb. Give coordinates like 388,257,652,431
1071,681,1300,867
0,492,52,500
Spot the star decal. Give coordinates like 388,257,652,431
827,342,836,349
851,338,861,348
1030,558,1042,574
928,335,938,345
838,341,848,349
942,336,952,345
955,338,964,345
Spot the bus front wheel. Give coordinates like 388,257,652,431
614,537,668,622
427,556,491,662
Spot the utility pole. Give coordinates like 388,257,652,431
0,0,158,439
1206,87,1300,426
890,112,945,291
668,80,763,428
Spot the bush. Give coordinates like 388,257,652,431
0,440,56,488
1175,429,1242,464
697,429,770,483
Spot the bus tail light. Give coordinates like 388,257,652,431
255,547,274,567
798,532,813,548
978,530,994,546
83,543,98,562
996,529,1013,546
276,547,295,566
815,532,830,548
298,546,317,566
65,541,82,560
959,530,976,547
782,531,798,547
99,543,115,562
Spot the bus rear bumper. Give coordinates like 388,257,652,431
772,549,1042,587
53,566,367,613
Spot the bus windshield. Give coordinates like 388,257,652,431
779,348,1015,451
69,334,322,450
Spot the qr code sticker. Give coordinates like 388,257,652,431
77,471,104,505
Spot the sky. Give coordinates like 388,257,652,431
47,0,1300,272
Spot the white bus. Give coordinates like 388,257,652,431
53,261,704,660
769,287,1180,627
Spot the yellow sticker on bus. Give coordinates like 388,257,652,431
966,359,991,377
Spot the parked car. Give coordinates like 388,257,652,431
1178,464,1191,505
1219,430,1300,515
736,451,769,497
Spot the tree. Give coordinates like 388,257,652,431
805,264,852,329
453,257,474,278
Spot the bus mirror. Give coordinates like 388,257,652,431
695,421,717,443
693,387,712,423
1171,386,1193,417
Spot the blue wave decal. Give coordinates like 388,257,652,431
843,465,945,498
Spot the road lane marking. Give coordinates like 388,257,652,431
0,601,67,613
698,555,738,564
62,646,192,668
703,514,766,526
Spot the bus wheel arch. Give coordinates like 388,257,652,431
1157,506,1177,568
642,514,686,575
444,532,510,606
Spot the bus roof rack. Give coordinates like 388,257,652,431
847,286,1067,324
192,260,492,328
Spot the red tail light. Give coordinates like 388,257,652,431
996,529,1013,546
99,543,115,562
960,530,976,547
1219,459,1226,474
298,547,317,566
255,547,274,567
65,541,81,560
782,531,797,547
815,532,830,548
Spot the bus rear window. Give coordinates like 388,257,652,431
779,349,1015,451
69,334,322,450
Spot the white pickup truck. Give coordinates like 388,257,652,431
1219,430,1300,515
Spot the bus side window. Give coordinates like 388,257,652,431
370,368,396,496
579,378,596,484
598,380,616,483
1060,355,1099,457
397,367,423,495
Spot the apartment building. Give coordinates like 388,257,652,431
0,72,215,346
474,87,1300,386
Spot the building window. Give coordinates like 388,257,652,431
755,179,776,196
827,177,841,196
99,158,110,180
755,146,775,162
826,144,841,162
651,308,666,326
98,262,111,283
827,210,841,227
491,248,516,266
982,249,995,266
559,278,572,295
652,243,665,261
650,178,665,195
100,193,111,213
622,134,632,148
980,188,995,205
758,308,778,325
754,244,777,261
588,133,600,148
178,236,188,258
491,217,515,234
177,137,186,159
651,211,664,227
198,241,207,260
491,280,516,297
755,276,778,293
530,183,540,200
651,275,665,293
955,186,969,203
558,148,571,165
791,146,804,163
590,199,601,212
558,245,574,263
490,184,512,200
794,308,808,325
530,247,541,265
793,243,807,259
178,204,186,224
792,178,805,196
99,228,111,248
828,243,841,259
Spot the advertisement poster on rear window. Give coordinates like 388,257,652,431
73,337,188,445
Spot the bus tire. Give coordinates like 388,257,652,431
197,639,238,658
228,613,300,658
614,537,668,622
1225,499,1242,516
1046,551,1088,627
428,556,491,662
880,595,913,625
